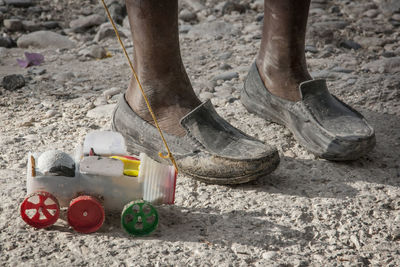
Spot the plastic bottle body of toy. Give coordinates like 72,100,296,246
21,131,177,235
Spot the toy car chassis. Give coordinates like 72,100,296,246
20,131,177,236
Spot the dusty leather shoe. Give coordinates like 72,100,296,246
241,63,376,161
112,95,280,184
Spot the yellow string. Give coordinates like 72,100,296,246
100,0,178,173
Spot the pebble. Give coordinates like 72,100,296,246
188,21,237,39
44,109,58,118
70,14,105,33
212,71,239,82
94,22,129,42
330,67,353,73
17,31,75,49
2,74,25,91
339,40,362,50
103,87,122,99
220,1,247,15
86,104,116,119
0,36,15,48
54,72,75,82
179,9,197,22
21,20,42,31
305,45,318,53
3,19,23,31
262,251,277,260
4,0,34,7
363,56,400,73
88,45,108,59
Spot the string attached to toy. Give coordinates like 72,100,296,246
100,0,178,173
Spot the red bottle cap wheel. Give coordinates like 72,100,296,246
68,196,105,234
20,191,60,229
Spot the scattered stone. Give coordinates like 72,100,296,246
88,45,108,59
218,51,232,60
86,104,116,118
103,87,122,99
339,40,362,50
44,109,58,118
330,67,353,73
107,1,125,25
2,74,25,91
54,72,75,82
94,22,129,42
4,0,34,7
310,70,338,79
93,96,107,106
70,14,105,33
382,51,396,58
364,9,379,18
262,251,277,260
42,21,59,30
17,31,75,49
363,56,400,73
305,45,318,53
0,36,16,48
3,19,23,31
221,1,248,15
185,0,206,12
392,13,400,21
220,63,232,70
179,24,192,34
22,20,43,31
28,67,46,75
179,9,197,22
212,71,239,82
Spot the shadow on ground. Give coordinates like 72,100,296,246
238,110,400,199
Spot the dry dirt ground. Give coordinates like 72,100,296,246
1,0,400,266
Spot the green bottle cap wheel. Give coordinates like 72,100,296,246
121,200,158,236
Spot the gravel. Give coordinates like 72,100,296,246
1,0,400,266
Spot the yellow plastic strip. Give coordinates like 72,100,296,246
100,0,178,173
110,156,140,177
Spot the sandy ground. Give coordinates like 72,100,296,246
1,0,400,266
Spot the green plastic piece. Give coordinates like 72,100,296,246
121,200,158,236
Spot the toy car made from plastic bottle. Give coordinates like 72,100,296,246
20,131,177,236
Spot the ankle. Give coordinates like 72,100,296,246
255,58,311,102
125,76,200,136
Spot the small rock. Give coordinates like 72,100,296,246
179,24,192,34
220,63,232,70
339,40,362,50
350,235,361,250
107,1,125,25
212,71,239,82
330,66,353,73
28,67,46,75
94,22,129,42
364,9,378,18
42,21,59,30
93,96,107,106
305,45,318,53
218,51,232,60
4,0,34,7
185,0,205,12
70,14,105,33
54,72,75,82
0,36,16,48
382,51,396,58
262,251,277,260
22,20,43,32
103,87,122,98
17,31,75,49
86,104,116,118
199,92,213,101
45,109,58,118
3,19,23,31
179,9,197,22
221,1,247,15
392,13,400,21
88,45,108,59
2,74,25,90
363,56,400,73
188,21,237,39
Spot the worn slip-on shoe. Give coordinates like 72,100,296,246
112,95,280,184
241,63,375,161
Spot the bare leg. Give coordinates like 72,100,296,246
256,0,312,102
125,0,201,136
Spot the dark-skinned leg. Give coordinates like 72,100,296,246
256,0,312,102
125,0,201,136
